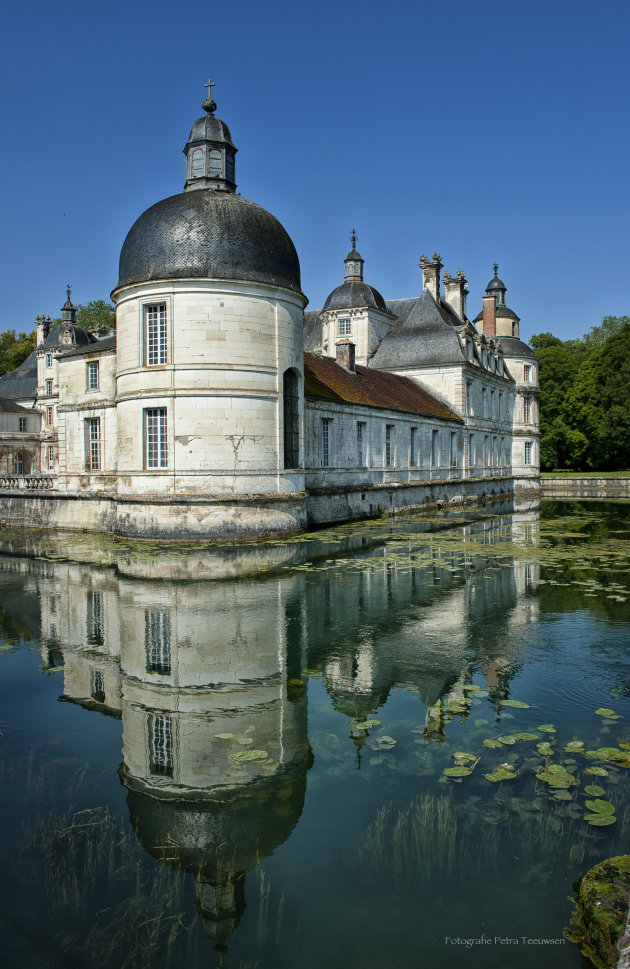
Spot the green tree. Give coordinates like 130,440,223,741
51,299,116,332
0,329,37,377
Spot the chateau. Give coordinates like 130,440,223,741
0,86,539,540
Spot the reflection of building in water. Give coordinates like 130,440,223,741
36,564,312,947
27,507,542,941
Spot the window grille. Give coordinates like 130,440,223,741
145,409,167,468
385,425,394,467
88,361,99,390
145,610,171,675
410,427,418,466
86,417,101,471
46,406,53,427
12,452,23,474
337,318,352,336
450,432,458,467
45,379,53,396
47,445,54,470
357,422,366,466
321,419,331,467
145,304,167,365
524,365,531,382
19,417,27,432
149,714,173,776
524,441,532,465
524,397,531,423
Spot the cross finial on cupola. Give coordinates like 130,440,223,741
61,284,76,323
202,77,217,114
66,284,71,303
493,262,499,277
344,229,364,281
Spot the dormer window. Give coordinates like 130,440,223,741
191,149,204,177
338,318,352,336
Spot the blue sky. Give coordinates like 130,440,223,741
2,0,628,343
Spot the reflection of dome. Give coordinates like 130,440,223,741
117,191,302,294
123,763,310,943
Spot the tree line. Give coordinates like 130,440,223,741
0,301,115,377
530,316,630,472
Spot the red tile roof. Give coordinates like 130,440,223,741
304,352,463,422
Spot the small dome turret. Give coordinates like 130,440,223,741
183,80,237,193
485,263,507,305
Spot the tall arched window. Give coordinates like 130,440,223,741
283,369,300,469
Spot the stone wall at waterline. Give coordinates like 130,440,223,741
541,476,630,499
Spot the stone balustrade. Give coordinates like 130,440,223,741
0,475,56,490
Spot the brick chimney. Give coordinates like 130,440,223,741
482,294,496,338
419,251,443,302
443,268,468,320
336,340,356,372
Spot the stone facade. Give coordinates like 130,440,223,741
0,89,539,540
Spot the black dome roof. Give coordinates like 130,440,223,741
323,280,390,313
486,275,506,292
116,191,302,295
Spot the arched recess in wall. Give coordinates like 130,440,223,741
283,369,300,469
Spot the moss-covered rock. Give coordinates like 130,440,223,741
565,855,630,969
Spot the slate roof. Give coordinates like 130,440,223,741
116,191,303,296
494,335,536,359
304,310,322,351
59,335,117,359
0,397,32,414
322,280,393,315
473,304,520,323
370,289,466,370
0,350,38,400
304,351,462,422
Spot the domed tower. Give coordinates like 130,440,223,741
474,266,540,492
319,231,396,365
111,84,308,539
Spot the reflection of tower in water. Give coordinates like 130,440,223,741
39,564,312,949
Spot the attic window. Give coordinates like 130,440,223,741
338,318,351,336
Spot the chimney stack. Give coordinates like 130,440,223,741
443,268,468,320
336,340,356,372
482,294,496,338
419,251,443,301
36,315,51,346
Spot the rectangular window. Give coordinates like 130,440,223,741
46,353,52,368
18,417,27,432
469,433,476,466
483,435,489,466
88,361,100,390
524,441,533,465
385,424,394,467
320,418,331,467
499,392,503,419
523,364,531,382
524,397,531,423
450,431,458,467
85,417,101,471
145,408,168,469
490,389,496,419
149,714,173,777
145,610,171,675
431,429,439,467
357,421,366,466
410,427,418,466
145,303,167,365
45,379,53,396
500,436,506,465
91,670,105,704
492,436,498,466
337,318,352,336
88,590,104,645
46,406,53,427
47,445,54,470
465,381,472,416
481,387,487,418
12,452,23,474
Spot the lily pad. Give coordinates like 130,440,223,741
585,766,609,777
536,742,555,756
355,719,381,729
553,791,573,801
215,733,235,740
564,741,585,753
584,799,615,816
500,700,530,709
515,732,539,741
537,724,557,733
584,785,605,797
483,739,503,749
497,735,517,745
453,752,477,764
584,814,617,826
594,708,620,719
484,766,517,783
444,766,472,777
229,749,269,763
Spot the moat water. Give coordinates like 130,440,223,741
0,500,629,969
